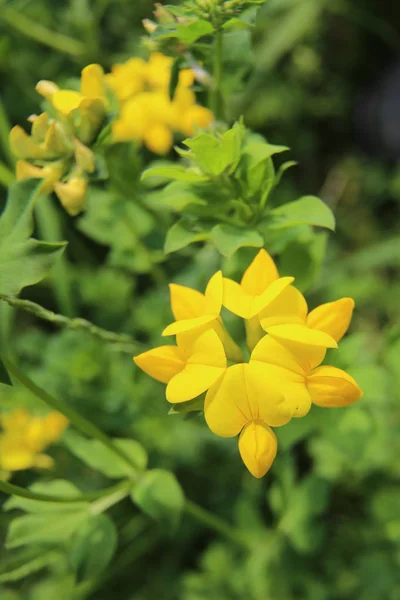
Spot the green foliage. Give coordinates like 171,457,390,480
0,181,65,295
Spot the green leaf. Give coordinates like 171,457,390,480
211,224,264,258
0,356,12,386
153,20,214,44
269,196,335,231
147,181,207,212
63,430,147,478
141,165,208,183
69,514,117,581
131,469,185,532
184,123,244,176
168,396,204,415
5,480,89,514
0,180,66,295
222,18,253,31
164,220,209,254
169,56,184,100
6,509,89,549
273,160,297,188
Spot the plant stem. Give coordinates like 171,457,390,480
0,97,15,167
0,478,130,504
0,296,141,353
1,356,138,473
0,5,86,57
185,499,251,550
35,194,75,317
211,28,224,120
0,161,14,188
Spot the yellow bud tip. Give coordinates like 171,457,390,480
238,420,277,478
35,80,59,99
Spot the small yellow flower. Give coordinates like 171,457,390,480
0,409,68,474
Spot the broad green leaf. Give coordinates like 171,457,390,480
184,123,244,176
69,514,117,581
242,139,287,196
6,509,89,549
0,549,58,584
63,430,147,478
153,20,214,44
5,480,88,514
0,356,12,386
211,224,264,258
141,165,208,183
223,18,253,31
164,220,209,254
131,469,185,531
0,180,66,295
269,196,335,231
147,181,207,212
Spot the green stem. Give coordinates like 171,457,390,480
211,28,224,120
0,97,15,167
0,296,141,353
0,478,130,504
0,5,86,57
35,194,75,317
0,161,14,188
185,499,251,550
1,356,138,473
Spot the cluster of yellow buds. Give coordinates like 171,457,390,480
134,250,363,478
10,53,213,214
108,52,213,155
0,409,68,476
10,65,107,216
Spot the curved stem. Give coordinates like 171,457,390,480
211,28,224,120
0,296,141,353
1,356,138,473
0,478,130,504
185,499,251,550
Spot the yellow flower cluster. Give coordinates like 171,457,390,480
0,409,68,475
108,52,213,155
10,53,212,214
134,250,363,478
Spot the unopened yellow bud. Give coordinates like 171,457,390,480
74,139,95,173
54,177,87,216
30,113,50,143
238,420,277,478
10,126,48,160
142,18,158,34
16,160,64,193
36,80,59,99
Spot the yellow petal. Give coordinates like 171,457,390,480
166,329,226,403
204,363,290,437
265,324,337,348
306,298,355,342
251,276,295,318
9,126,48,160
143,123,173,155
180,105,214,136
222,278,253,318
80,64,106,100
35,80,59,99
33,453,54,469
52,90,83,115
162,314,216,336
0,438,35,471
259,285,308,328
240,249,279,296
54,178,87,216
307,366,363,407
169,283,206,321
251,334,326,376
134,345,185,383
204,271,223,314
238,420,277,478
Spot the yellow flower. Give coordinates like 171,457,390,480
0,409,68,473
37,64,107,116
134,251,363,479
54,177,87,216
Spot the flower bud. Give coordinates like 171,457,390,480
54,177,87,216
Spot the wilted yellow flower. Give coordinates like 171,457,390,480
134,248,363,478
0,409,68,473
110,52,213,154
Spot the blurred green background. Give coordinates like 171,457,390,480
0,0,400,598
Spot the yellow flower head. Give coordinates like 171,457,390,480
135,249,363,479
0,409,68,474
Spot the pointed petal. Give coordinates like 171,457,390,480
306,298,355,342
204,363,290,437
166,329,227,403
169,283,206,321
265,324,337,348
162,314,216,336
52,90,83,115
81,64,106,100
251,334,326,375
134,345,184,383
238,420,277,478
307,366,363,407
259,285,308,328
222,278,252,318
250,277,294,318
240,249,279,295
204,271,223,314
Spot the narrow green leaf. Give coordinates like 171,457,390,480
63,430,147,478
5,480,89,514
69,514,117,581
269,196,335,231
169,56,184,100
0,356,12,386
222,18,253,31
211,224,264,258
164,220,209,254
141,165,208,183
168,396,204,415
131,469,185,532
